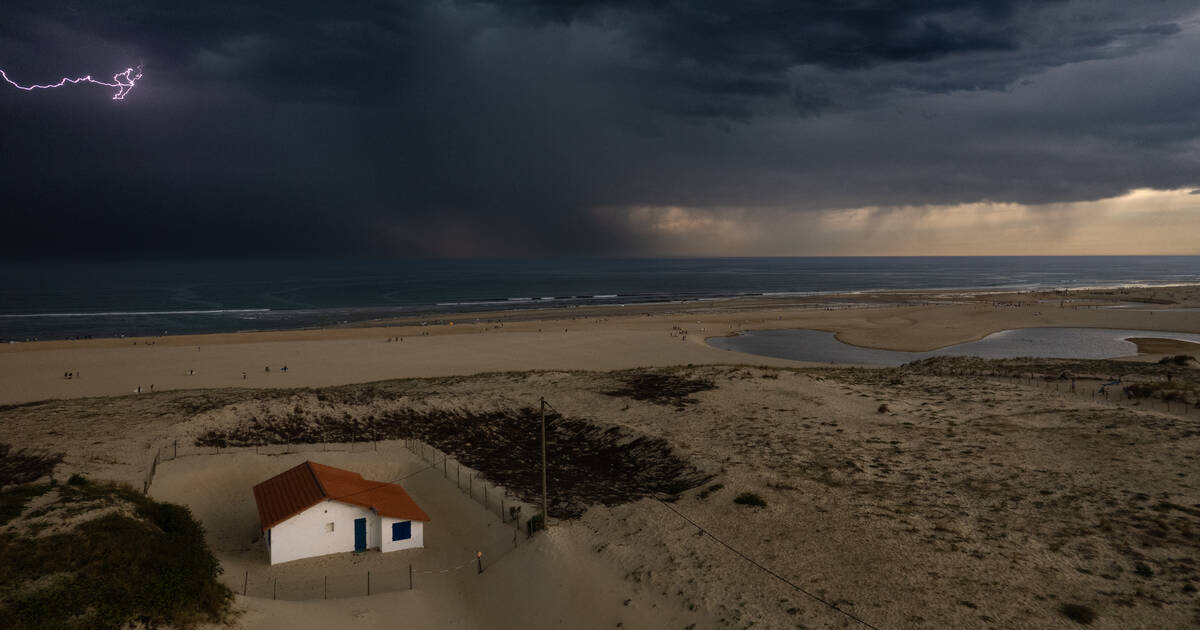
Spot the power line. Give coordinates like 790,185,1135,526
655,499,886,630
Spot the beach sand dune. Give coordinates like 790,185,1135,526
2,288,1198,628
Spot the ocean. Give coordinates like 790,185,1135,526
2,256,1197,341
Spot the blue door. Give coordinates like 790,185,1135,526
354,518,367,552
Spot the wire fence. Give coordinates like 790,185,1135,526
139,435,539,600
142,436,540,529
972,371,1199,416
228,534,524,601
141,437,383,495
403,437,540,535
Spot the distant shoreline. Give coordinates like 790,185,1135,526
5,281,1200,345
2,283,1199,405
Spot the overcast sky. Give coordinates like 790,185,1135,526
2,1,1198,258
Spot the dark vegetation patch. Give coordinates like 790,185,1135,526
1058,603,1097,624
196,406,710,519
0,444,62,486
1158,354,1197,366
833,356,1200,406
603,369,717,406
733,492,767,508
899,356,1199,383
0,485,52,527
0,479,231,629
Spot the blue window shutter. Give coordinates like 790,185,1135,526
392,521,411,541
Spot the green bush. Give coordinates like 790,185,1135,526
66,473,86,486
733,492,767,508
0,482,232,629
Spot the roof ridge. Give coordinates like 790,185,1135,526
305,461,329,498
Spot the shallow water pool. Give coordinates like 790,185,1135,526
708,327,1200,366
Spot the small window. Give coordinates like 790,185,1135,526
392,521,411,541
325,522,335,533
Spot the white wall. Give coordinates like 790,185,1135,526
380,517,424,553
268,499,377,565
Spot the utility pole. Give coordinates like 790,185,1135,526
540,396,549,529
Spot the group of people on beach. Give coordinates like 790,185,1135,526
62,371,79,379
241,365,288,379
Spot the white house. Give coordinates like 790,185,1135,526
253,461,431,565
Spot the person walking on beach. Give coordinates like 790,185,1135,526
242,371,247,380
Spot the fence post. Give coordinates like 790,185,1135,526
409,564,413,590
174,440,177,459
243,571,247,596
273,578,277,600
324,575,327,599
367,571,371,596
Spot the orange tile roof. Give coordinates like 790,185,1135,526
253,461,431,531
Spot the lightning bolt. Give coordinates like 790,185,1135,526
1,65,143,100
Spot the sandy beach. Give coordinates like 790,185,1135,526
2,285,1199,629
3,285,1199,406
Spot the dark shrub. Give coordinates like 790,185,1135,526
733,492,767,508
1059,603,1097,625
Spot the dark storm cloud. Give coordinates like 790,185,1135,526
1,1,1198,258
504,1,1186,110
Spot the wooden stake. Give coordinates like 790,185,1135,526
540,397,549,527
